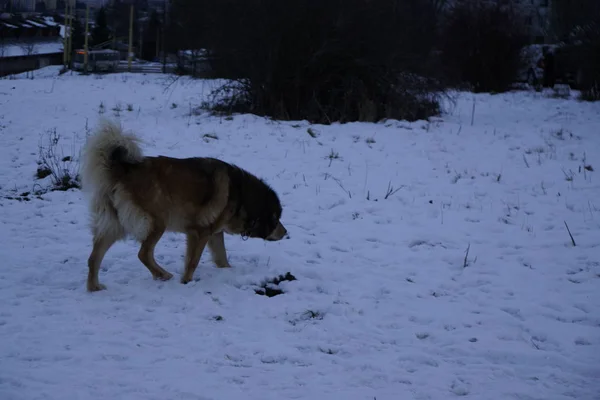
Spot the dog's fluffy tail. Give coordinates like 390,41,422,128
81,119,151,241
80,118,144,195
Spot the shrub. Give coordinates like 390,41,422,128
192,0,445,123
573,23,600,101
580,82,600,101
37,129,81,191
439,0,528,93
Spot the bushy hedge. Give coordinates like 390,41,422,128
572,23,600,101
191,0,446,123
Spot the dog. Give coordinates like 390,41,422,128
80,118,288,292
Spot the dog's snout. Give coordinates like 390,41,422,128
266,221,288,241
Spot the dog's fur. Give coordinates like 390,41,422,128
80,118,287,292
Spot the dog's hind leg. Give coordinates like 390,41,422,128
208,231,232,269
87,233,118,292
137,223,174,281
181,229,209,284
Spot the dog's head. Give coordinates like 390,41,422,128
244,187,288,241
231,167,288,242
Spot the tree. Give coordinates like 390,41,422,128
141,9,161,61
168,0,209,56
70,17,85,51
439,0,527,93
549,0,600,99
92,7,111,47
549,0,600,42
192,0,445,123
109,0,133,43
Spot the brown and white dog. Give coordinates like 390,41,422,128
80,118,288,292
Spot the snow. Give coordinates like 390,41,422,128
25,19,47,28
1,40,63,58
59,25,70,39
42,16,59,27
0,68,599,400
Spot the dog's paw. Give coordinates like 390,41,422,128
87,282,107,292
180,276,192,284
154,271,174,281
215,262,232,269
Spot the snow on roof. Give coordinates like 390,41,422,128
42,17,59,26
25,20,47,28
1,41,63,58
59,25,70,38
0,17,60,30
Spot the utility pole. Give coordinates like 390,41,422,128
162,0,167,73
139,17,143,60
62,0,68,68
84,4,90,73
128,4,134,72
156,25,160,60
112,0,117,51
67,1,73,67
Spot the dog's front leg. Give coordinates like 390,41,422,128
181,229,209,284
208,231,232,268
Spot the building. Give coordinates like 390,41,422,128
0,0,76,12
77,0,108,7
0,14,64,76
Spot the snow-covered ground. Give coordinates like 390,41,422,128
1,67,599,400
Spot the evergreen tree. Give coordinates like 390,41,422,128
71,18,85,50
142,10,161,61
549,0,598,41
92,7,111,47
